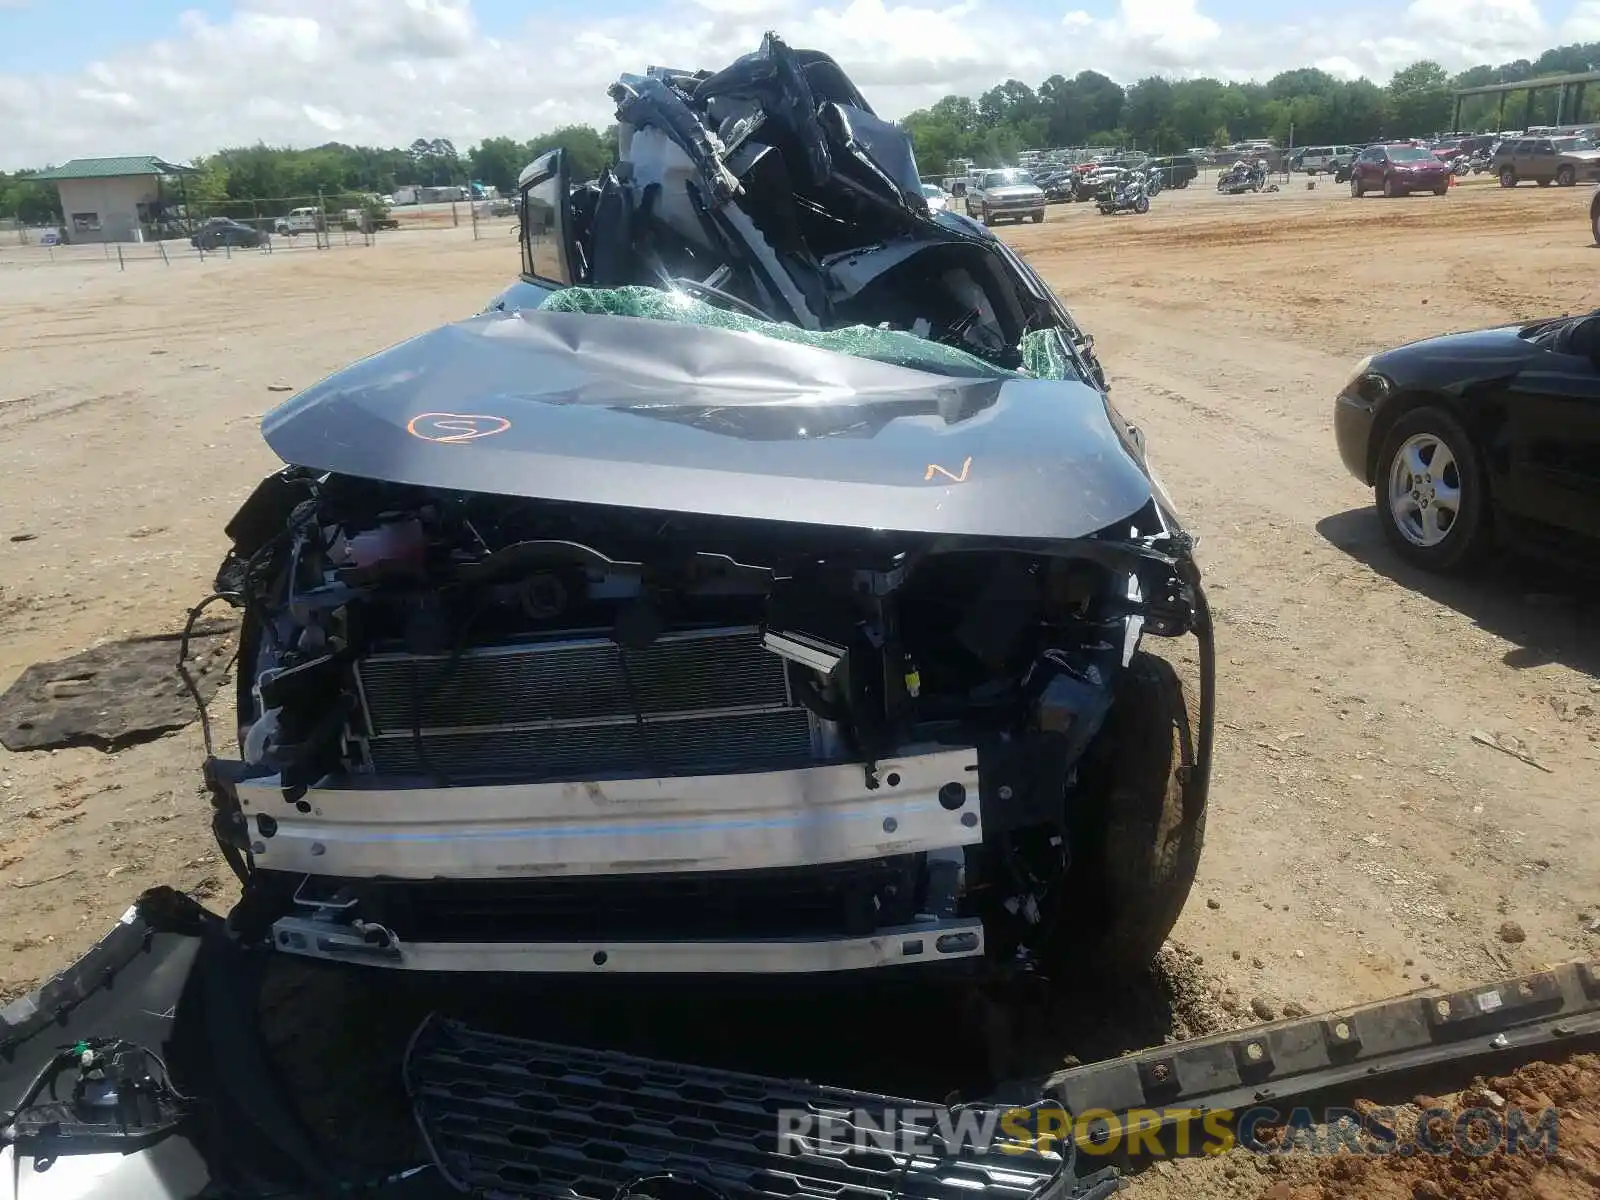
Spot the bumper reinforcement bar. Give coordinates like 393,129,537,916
272,915,987,973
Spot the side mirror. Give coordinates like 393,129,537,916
517,149,574,286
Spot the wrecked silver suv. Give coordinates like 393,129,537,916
203,35,1214,981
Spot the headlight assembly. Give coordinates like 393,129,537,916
1340,355,1390,401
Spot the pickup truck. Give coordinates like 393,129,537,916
963,168,1046,225
338,207,401,232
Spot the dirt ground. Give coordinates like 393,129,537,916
1,175,1597,1194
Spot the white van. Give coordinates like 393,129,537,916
283,206,324,234
1294,145,1358,174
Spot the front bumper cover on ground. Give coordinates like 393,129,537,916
2,893,1597,1199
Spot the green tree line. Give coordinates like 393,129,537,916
1,125,617,224
3,40,1597,222
904,41,1600,172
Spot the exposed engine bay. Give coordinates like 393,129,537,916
206,459,1207,976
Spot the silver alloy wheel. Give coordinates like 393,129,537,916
1387,432,1462,547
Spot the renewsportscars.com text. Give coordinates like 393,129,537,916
775,1104,1560,1159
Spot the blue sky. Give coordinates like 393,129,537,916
1,0,1596,168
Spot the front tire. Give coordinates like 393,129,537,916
1556,166,1575,187
1351,176,1363,198
1134,195,1150,214
1031,210,1044,223
1044,652,1206,978
1374,405,1491,573
1499,166,1517,187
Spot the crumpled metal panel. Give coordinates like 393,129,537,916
260,309,1153,543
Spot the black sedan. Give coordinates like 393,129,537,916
1334,311,1600,572
190,217,264,250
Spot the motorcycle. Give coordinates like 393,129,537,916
1145,168,1164,197
1096,170,1151,215
1216,159,1276,195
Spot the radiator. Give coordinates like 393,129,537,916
350,625,815,779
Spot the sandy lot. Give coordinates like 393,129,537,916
0,176,1596,1190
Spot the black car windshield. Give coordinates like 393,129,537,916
1387,146,1435,162
1526,310,1600,355
1553,137,1596,152
982,170,1035,187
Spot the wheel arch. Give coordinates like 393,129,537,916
1366,388,1506,500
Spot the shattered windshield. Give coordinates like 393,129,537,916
537,285,1077,383
982,170,1035,188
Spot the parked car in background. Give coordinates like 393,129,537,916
1493,135,1600,187
189,217,263,250
283,206,324,234
1349,144,1451,197
1293,145,1359,174
964,168,1046,225
919,182,949,212
1334,310,1600,572
1144,155,1198,188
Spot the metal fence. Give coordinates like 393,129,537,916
0,197,520,272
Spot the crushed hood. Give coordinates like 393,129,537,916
262,309,1154,542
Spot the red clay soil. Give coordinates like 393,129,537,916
1257,1054,1600,1200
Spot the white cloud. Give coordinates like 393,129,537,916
1063,0,1223,71
1562,0,1600,38
1402,0,1547,64
0,0,1585,168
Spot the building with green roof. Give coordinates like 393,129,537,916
31,156,201,244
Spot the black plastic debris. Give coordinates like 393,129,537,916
0,620,235,752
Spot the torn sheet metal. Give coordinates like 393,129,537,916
261,308,1152,542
